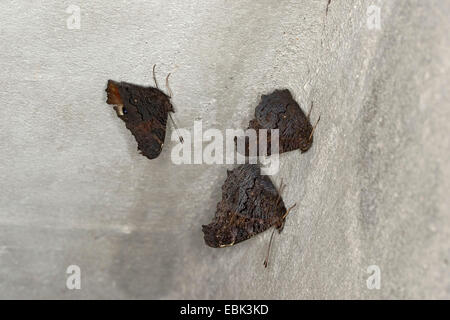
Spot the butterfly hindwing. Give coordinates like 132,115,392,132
202,164,287,248
106,80,173,159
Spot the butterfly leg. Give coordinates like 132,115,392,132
263,228,276,268
263,210,291,268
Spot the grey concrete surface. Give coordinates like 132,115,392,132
0,0,449,299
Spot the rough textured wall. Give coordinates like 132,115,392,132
0,0,449,299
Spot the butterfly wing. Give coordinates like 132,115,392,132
247,89,313,154
202,164,287,248
106,80,173,159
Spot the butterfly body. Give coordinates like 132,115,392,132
246,89,314,155
202,164,287,248
106,80,174,159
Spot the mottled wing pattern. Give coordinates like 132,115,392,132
246,89,314,155
106,80,174,159
202,164,287,248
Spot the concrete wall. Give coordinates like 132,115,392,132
0,0,449,299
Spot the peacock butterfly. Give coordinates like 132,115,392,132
237,89,320,156
202,164,296,267
105,66,182,159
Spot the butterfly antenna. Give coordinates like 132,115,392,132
164,72,182,142
308,115,321,142
169,113,184,144
326,0,331,16
307,101,314,120
152,64,159,89
282,203,297,220
165,73,173,98
263,228,276,268
279,180,286,196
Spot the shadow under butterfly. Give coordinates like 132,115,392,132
105,65,183,160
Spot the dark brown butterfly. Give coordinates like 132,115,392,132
202,164,295,267
105,66,182,159
238,89,320,156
